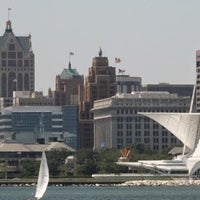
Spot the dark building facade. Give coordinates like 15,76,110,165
116,75,142,93
143,83,194,97
50,62,84,106
0,20,35,97
79,49,117,148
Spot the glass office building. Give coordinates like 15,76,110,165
0,105,78,149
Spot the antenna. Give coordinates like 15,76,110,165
8,8,11,20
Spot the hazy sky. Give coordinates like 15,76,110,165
0,0,199,94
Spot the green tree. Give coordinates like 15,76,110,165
46,148,72,176
21,159,39,178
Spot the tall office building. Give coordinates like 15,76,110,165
84,49,116,103
0,20,35,97
196,50,200,112
79,49,117,148
51,61,84,105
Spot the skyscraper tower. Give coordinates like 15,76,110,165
79,49,116,148
84,48,116,103
0,20,35,97
52,61,84,105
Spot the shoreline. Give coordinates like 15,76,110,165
120,179,200,187
0,177,200,187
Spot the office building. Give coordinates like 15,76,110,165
92,92,190,151
143,83,194,97
79,49,116,148
51,62,84,105
116,75,142,93
0,20,35,97
0,105,78,149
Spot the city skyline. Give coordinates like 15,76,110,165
0,0,199,94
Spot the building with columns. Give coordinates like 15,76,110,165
92,92,190,151
0,20,34,97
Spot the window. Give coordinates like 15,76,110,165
126,124,132,129
135,131,141,136
144,131,150,136
117,124,123,129
2,60,6,67
135,124,141,129
18,60,23,67
24,60,29,67
117,131,123,137
153,138,159,143
9,44,15,51
126,138,132,144
17,52,23,58
8,52,16,59
8,60,16,67
144,124,150,129
1,52,6,58
144,138,150,144
126,131,132,137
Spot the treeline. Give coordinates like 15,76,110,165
21,144,172,178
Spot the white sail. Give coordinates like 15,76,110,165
35,151,49,200
139,112,200,152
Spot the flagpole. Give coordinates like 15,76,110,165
8,8,11,21
68,52,74,69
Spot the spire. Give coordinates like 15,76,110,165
6,8,12,32
68,61,71,69
98,47,102,57
6,20,12,32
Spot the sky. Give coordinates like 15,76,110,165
0,0,199,94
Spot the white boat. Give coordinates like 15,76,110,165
35,151,49,200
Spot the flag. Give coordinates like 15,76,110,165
69,52,74,55
115,57,121,63
119,69,125,73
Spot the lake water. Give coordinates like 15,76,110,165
0,185,200,200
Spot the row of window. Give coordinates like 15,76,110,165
117,109,186,114
1,60,32,67
1,51,23,59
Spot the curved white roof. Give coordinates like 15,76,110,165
139,112,200,152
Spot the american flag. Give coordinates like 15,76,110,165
119,69,125,73
115,57,121,63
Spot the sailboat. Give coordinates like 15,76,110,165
35,151,49,200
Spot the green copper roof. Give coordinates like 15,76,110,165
60,68,81,79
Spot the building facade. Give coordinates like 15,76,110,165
52,62,84,105
143,83,194,97
92,92,190,151
79,49,117,148
0,20,35,97
116,75,142,94
0,105,78,149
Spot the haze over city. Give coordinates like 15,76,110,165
0,0,199,94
